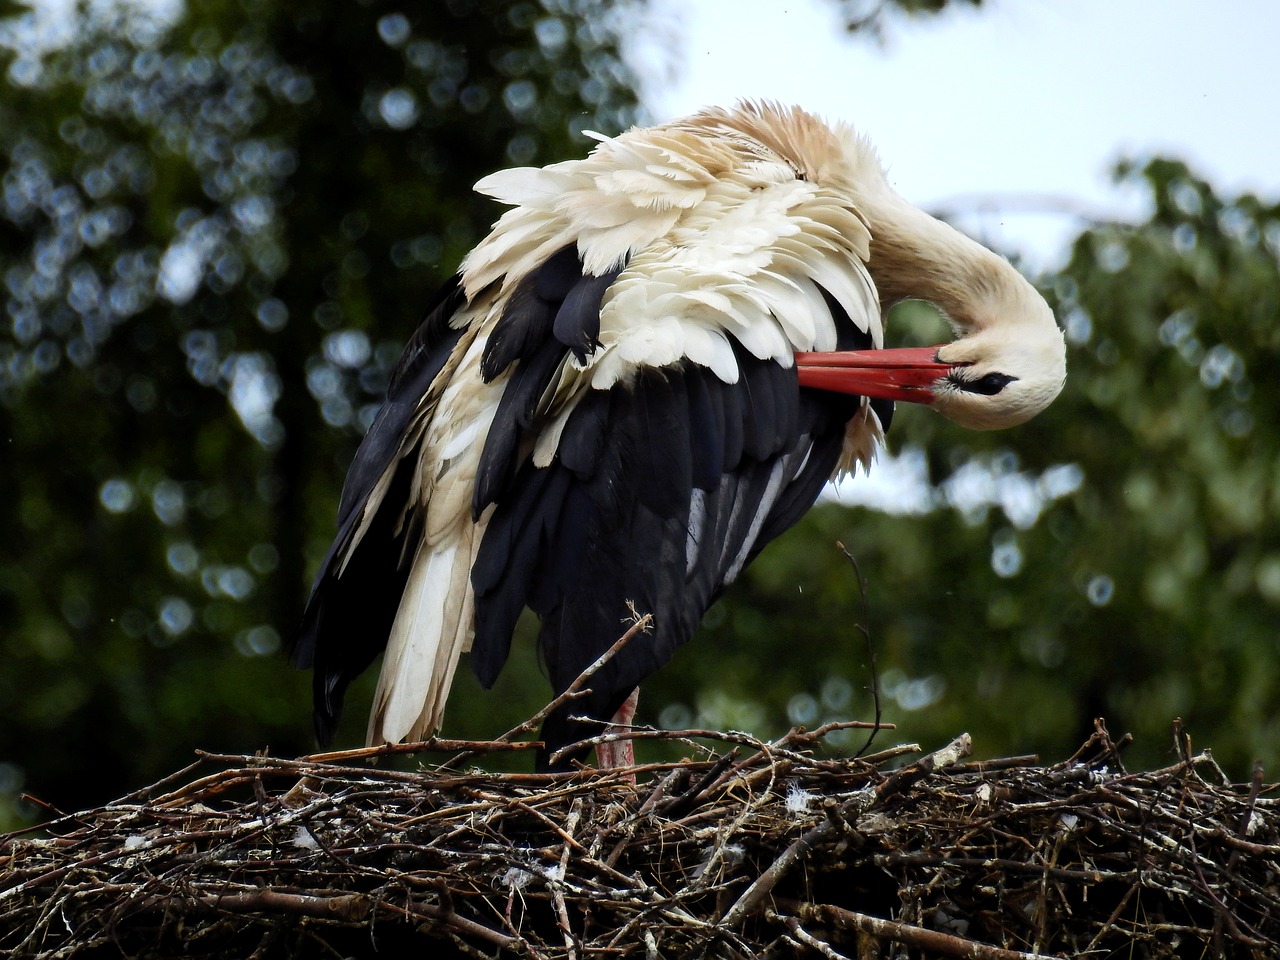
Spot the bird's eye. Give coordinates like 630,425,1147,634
960,372,1017,396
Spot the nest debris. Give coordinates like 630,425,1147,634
2,717,1278,959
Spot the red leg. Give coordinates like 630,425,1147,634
596,687,639,771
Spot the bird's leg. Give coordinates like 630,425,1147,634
595,687,639,770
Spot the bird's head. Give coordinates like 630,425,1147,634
776,117,1068,432
929,311,1067,429
796,293,1066,432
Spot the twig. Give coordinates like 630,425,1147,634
782,900,1054,960
298,738,540,764
1226,759,1265,873
381,898,524,950
874,733,972,804
552,798,583,960
835,541,886,760
199,889,372,920
771,912,851,959
438,615,654,774
502,615,653,745
719,807,840,927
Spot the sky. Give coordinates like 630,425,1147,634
639,0,1279,270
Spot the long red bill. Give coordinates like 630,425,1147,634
794,346,958,404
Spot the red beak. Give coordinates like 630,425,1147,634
794,346,957,405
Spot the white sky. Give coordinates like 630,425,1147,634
640,0,1280,269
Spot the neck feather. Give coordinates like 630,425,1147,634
861,197,1040,335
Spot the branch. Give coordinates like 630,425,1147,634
501,613,652,744
439,614,652,772
780,901,1051,960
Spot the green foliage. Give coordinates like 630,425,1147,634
834,0,983,39
0,0,642,828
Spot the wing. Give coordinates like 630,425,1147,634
296,245,635,748
293,276,468,745
467,265,881,769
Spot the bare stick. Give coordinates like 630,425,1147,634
835,542,886,759
772,912,851,959
434,614,652,773
502,614,652,745
299,738,540,764
873,733,973,805
781,900,1051,960
547,797,583,960
1227,760,1266,873
720,816,839,929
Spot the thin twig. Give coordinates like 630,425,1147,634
298,738,541,764
438,615,654,774
502,614,653,745
835,541,886,760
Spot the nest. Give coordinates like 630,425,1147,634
2,716,1278,959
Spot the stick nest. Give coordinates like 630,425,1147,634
3,720,1278,959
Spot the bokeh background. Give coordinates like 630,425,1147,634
3,0,1279,829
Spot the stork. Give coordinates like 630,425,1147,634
294,102,1066,771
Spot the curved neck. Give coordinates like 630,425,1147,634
861,198,1039,335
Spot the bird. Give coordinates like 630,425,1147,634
293,102,1066,772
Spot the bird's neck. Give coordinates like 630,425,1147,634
862,196,1039,334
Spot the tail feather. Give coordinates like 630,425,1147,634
366,515,486,745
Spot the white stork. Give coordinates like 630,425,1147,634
294,102,1066,771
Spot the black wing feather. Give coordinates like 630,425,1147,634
473,251,624,516
295,275,468,745
471,336,565,516
630,370,693,518
553,271,610,361
336,276,465,528
481,243,580,382
684,368,723,491
471,339,862,770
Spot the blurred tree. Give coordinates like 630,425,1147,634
834,0,982,39
0,0,644,828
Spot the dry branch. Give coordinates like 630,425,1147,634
2,718,1278,959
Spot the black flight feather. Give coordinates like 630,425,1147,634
295,274,469,745
553,270,613,361
473,248,627,515
335,276,466,529
469,346,861,771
